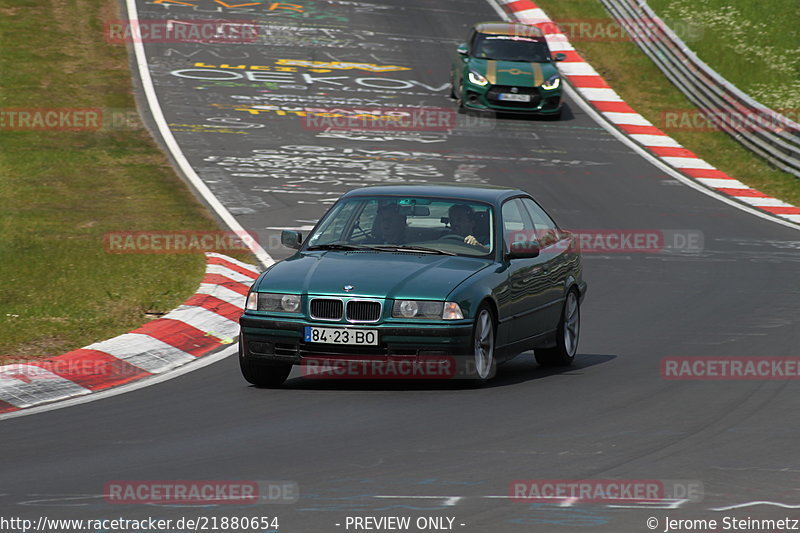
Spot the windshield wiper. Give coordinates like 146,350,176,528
306,243,372,251
368,245,457,256
307,243,457,256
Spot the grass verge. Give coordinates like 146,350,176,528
530,0,800,206
649,0,800,110
0,0,253,361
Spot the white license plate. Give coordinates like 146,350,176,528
304,326,378,345
499,93,531,102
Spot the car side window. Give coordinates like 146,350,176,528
521,198,559,247
501,198,537,253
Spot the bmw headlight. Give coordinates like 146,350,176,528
468,70,489,86
541,75,561,90
248,292,302,313
393,300,442,319
392,300,464,320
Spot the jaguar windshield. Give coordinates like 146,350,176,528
471,33,551,62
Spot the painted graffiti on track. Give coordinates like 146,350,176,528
199,144,608,196
144,0,351,23
315,130,449,143
202,145,450,190
169,63,449,93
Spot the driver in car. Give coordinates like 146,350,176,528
447,204,487,248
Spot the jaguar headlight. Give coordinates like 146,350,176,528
468,70,489,86
542,75,561,90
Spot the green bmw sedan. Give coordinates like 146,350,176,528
239,184,586,386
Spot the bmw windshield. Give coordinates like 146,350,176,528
304,196,495,257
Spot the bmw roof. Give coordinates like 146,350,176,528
341,183,528,204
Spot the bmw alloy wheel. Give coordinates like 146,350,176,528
473,306,495,380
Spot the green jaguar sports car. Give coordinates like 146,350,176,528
239,184,586,386
451,22,565,116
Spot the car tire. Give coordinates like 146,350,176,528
535,289,580,367
456,92,467,114
468,304,496,384
239,341,292,387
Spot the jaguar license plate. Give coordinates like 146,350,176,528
304,326,378,345
499,93,531,102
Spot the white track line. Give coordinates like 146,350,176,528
124,0,274,268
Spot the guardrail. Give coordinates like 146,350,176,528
598,0,800,179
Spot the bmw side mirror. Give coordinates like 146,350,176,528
553,53,566,62
457,43,468,55
281,230,302,249
508,240,540,259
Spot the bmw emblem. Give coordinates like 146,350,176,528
344,285,354,292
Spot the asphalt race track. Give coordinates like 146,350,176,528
2,0,799,531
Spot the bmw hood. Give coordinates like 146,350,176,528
255,251,492,300
468,57,558,87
